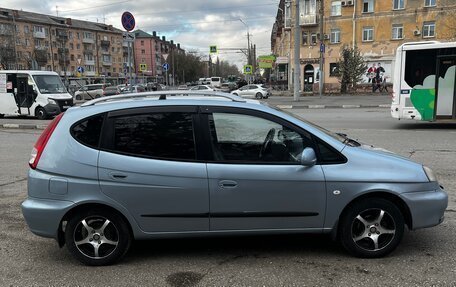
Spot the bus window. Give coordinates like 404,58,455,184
404,49,437,87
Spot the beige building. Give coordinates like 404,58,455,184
0,8,125,78
271,0,456,92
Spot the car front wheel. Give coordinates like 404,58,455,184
65,208,131,266
35,107,48,120
339,198,404,258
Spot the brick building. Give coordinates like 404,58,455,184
271,0,456,92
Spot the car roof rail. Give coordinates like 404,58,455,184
80,90,247,107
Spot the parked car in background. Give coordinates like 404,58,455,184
231,84,271,99
120,85,146,94
177,85,188,90
74,84,105,101
22,91,447,266
219,83,232,93
189,85,215,91
103,86,121,96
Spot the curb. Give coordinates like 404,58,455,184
278,104,390,109
1,124,47,130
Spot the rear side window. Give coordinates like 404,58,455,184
71,114,104,148
110,112,196,160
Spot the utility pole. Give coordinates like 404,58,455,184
293,0,300,101
319,0,325,97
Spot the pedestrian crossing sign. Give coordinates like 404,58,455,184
243,65,253,75
210,45,217,54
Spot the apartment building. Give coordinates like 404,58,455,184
271,0,456,91
0,8,124,78
133,29,185,84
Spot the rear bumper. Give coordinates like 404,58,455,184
22,197,74,239
400,186,448,230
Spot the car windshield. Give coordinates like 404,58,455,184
33,75,67,94
267,104,350,144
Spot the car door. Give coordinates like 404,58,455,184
98,106,209,233
238,86,249,97
201,106,326,231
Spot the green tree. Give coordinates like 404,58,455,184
337,46,367,93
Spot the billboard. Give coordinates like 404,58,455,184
258,55,275,69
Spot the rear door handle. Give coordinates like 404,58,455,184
109,172,128,180
219,180,238,189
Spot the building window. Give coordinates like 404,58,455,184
423,22,435,37
362,27,374,41
311,33,317,45
302,32,308,45
70,43,74,49
299,0,318,25
25,39,30,46
329,63,340,77
331,1,342,16
77,32,80,39
141,40,144,46
284,0,292,28
141,49,145,54
330,29,341,43
393,0,404,9
77,44,80,50
24,25,29,34
392,24,403,39
363,0,374,13
71,54,75,61
424,0,436,7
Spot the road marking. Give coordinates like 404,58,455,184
308,105,325,109
342,105,361,108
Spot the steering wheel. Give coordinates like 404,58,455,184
259,128,275,159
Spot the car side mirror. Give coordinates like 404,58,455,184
300,147,317,167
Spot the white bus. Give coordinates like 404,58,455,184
0,70,73,119
391,41,456,122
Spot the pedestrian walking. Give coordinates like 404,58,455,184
367,63,376,83
372,63,385,92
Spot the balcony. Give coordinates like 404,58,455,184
101,49,110,55
33,31,46,39
100,40,110,47
82,37,94,44
102,61,112,66
300,14,318,26
84,59,95,65
85,71,96,76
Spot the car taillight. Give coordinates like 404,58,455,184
29,113,64,169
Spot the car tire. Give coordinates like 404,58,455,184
75,94,82,101
233,93,238,96
35,107,48,120
255,92,263,99
95,94,101,98
65,208,132,266
339,198,404,258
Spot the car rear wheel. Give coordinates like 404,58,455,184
255,92,263,99
35,107,48,120
233,93,239,96
75,94,82,101
65,208,131,266
340,198,404,258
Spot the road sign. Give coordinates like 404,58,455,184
320,43,325,53
209,45,217,54
243,65,253,75
77,66,84,73
139,63,147,72
77,58,81,65
121,12,135,32
162,63,169,71
162,53,169,61
122,32,135,42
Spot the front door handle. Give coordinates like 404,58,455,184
219,180,238,189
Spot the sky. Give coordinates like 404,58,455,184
1,0,279,70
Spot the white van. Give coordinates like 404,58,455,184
210,76,222,88
0,70,73,119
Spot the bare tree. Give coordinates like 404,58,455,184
0,23,16,69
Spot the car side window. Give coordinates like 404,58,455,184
109,112,196,160
71,114,105,148
208,112,314,163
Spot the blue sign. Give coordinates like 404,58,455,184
121,12,135,32
162,63,169,71
77,66,84,73
320,43,325,53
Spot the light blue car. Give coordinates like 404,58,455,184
22,91,448,265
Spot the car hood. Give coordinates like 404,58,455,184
338,144,428,183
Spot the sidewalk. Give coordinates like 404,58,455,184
265,93,391,109
0,93,391,130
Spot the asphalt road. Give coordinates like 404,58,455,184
0,108,455,286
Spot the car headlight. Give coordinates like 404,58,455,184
48,98,57,105
423,166,437,182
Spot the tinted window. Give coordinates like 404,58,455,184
71,114,104,148
209,112,314,163
112,112,196,160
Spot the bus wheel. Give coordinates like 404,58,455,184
35,107,48,120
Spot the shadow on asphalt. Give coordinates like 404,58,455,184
394,122,456,130
125,234,342,263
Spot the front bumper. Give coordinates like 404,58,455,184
22,197,74,239
400,186,448,230
44,99,74,116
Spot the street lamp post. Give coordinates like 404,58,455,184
239,18,251,83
